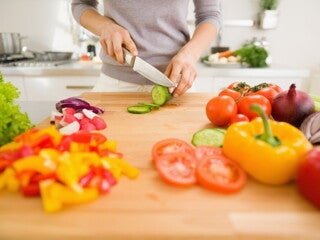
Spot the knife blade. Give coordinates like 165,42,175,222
123,48,177,87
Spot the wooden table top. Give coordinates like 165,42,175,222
1,92,320,240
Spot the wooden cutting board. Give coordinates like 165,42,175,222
1,92,320,240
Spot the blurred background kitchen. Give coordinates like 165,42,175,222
0,0,320,123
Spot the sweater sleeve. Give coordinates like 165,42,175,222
71,0,99,24
193,0,222,32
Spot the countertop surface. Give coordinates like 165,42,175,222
0,61,310,78
1,92,319,240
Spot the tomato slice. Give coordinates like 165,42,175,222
151,138,195,161
196,155,246,194
155,152,197,187
194,146,223,162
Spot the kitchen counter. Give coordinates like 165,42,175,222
0,60,310,78
1,92,319,240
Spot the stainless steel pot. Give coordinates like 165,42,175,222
0,33,24,55
45,51,73,61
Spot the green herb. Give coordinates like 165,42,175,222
0,73,34,146
235,44,269,68
260,0,278,10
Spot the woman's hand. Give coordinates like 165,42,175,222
99,19,138,64
164,49,198,97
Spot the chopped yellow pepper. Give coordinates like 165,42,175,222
12,155,56,174
222,104,313,185
0,168,20,192
103,157,140,179
40,180,99,213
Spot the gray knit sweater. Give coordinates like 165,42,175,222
72,0,222,84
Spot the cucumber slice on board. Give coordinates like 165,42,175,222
151,85,172,106
127,105,151,114
137,102,160,109
191,128,226,147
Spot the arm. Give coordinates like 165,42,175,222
165,0,222,97
71,0,137,64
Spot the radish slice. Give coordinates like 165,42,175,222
82,109,98,119
59,121,80,135
74,112,84,120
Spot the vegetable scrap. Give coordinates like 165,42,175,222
0,126,139,213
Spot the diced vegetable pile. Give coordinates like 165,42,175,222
0,126,139,213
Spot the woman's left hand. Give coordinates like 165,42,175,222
164,49,198,97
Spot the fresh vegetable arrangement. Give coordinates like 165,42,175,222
207,82,319,130
203,43,269,68
127,84,172,114
0,126,139,213
207,81,281,127
0,73,34,146
151,138,246,194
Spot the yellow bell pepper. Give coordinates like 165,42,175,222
222,104,313,185
40,180,99,213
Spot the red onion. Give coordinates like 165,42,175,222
271,84,315,127
300,111,320,144
56,97,104,114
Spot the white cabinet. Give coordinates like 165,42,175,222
3,76,27,101
25,76,96,101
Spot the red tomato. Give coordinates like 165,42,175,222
151,138,195,161
194,146,223,162
237,95,271,119
249,87,279,103
269,84,282,94
218,88,242,101
154,152,197,187
206,96,237,126
227,82,251,94
196,154,246,194
297,147,320,209
229,114,250,124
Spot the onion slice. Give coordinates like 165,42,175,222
300,111,320,144
56,97,104,114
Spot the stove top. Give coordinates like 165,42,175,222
0,54,73,67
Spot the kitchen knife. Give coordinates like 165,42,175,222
123,48,177,87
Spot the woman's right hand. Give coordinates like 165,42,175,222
99,19,138,64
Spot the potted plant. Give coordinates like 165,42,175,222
258,0,279,29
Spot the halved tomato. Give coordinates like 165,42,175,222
151,138,195,161
154,152,197,187
196,155,246,194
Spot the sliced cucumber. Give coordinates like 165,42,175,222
191,128,226,147
138,102,160,109
127,105,151,114
151,85,172,106
310,94,320,111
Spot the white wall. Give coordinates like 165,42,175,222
0,0,319,77
221,0,320,72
